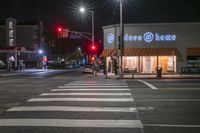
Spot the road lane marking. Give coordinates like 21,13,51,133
51,89,129,91
136,99,200,102
7,106,137,112
144,124,200,128
137,80,158,90
0,119,143,128
160,88,200,90
40,93,131,96
65,84,125,86
28,98,134,102
58,86,128,88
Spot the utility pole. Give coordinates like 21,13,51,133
118,0,123,78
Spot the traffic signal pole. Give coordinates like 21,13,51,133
57,28,97,64
119,0,123,79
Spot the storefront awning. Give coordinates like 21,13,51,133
101,48,180,57
187,48,200,56
0,46,36,53
100,48,118,57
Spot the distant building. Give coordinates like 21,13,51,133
0,17,45,69
101,23,200,74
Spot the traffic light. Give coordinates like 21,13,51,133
91,56,95,61
90,45,97,53
57,27,63,33
56,27,63,38
118,36,121,49
43,56,48,62
91,45,96,51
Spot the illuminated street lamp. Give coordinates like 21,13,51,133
79,6,94,46
80,7,85,13
38,49,45,69
79,6,96,64
38,49,43,54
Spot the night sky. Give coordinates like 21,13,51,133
0,0,200,41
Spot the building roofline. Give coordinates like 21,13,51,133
102,22,200,29
17,25,38,27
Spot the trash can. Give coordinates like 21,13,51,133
156,67,162,78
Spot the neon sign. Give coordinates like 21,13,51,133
123,32,176,43
107,33,115,44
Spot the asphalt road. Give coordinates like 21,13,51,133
126,79,200,133
0,69,143,133
0,69,86,114
0,69,200,133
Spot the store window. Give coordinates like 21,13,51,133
9,30,13,38
33,28,37,39
187,56,200,67
9,39,14,46
158,56,176,73
9,22,13,29
140,56,157,73
122,56,176,73
123,56,138,72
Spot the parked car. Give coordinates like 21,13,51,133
65,64,73,69
83,64,93,74
73,63,81,68
0,61,6,69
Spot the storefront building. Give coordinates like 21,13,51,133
0,17,44,69
101,23,200,74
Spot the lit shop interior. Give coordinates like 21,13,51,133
106,56,176,73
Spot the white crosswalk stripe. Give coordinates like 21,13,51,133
65,84,125,86
51,88,130,91
58,85,129,88
0,119,143,128
0,80,143,132
40,92,132,96
7,106,137,112
28,98,134,102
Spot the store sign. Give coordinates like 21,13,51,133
124,32,177,43
107,32,177,43
107,33,115,44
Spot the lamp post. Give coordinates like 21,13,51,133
117,0,123,78
80,7,95,64
80,7,95,46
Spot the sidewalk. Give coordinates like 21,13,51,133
96,71,200,79
0,68,47,73
0,68,54,77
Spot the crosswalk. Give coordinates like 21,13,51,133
0,80,143,133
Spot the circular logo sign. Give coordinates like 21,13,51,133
107,33,115,44
144,32,154,43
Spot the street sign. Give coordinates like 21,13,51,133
62,29,69,38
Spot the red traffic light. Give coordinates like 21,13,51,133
43,56,48,62
91,45,96,51
57,27,63,32
91,56,95,61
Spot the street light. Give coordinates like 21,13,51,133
79,6,94,46
80,7,85,13
79,6,95,64
38,49,45,69
38,50,43,54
